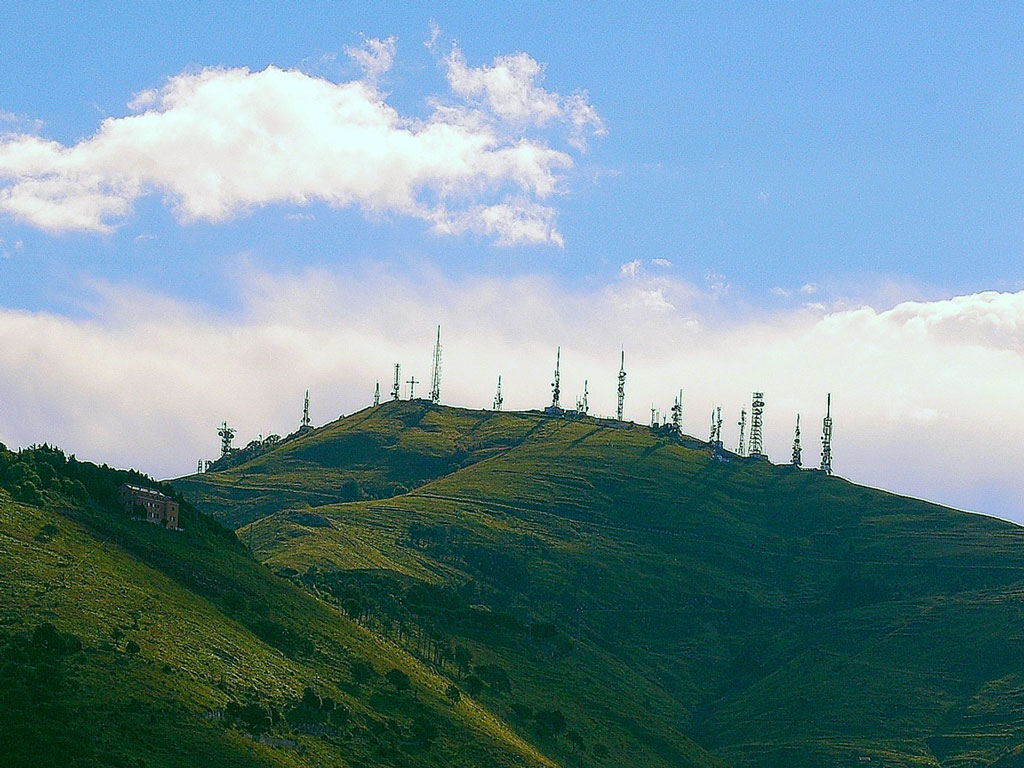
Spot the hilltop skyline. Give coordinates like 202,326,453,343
1,2,1023,520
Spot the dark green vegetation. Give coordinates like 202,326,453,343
0,444,557,768
176,401,1024,767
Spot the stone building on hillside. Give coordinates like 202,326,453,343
119,484,180,529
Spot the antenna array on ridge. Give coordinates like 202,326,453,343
301,389,310,429
373,381,380,407
391,364,401,400
792,413,802,466
217,421,236,458
429,325,442,405
551,347,561,410
493,375,503,411
671,389,682,435
749,392,765,457
820,393,833,475
737,408,747,456
616,350,626,421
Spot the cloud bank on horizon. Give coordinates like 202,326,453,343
0,265,1022,523
0,36,602,247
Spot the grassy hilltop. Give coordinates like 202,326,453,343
176,400,1024,768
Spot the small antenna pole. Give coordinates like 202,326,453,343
617,349,626,421
652,405,657,428
820,393,833,475
391,364,401,400
737,408,747,456
373,381,380,407
551,347,561,409
302,389,311,429
429,325,442,405
493,375,503,411
792,413,802,466
577,379,589,414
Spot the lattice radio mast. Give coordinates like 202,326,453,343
671,389,682,434
737,408,747,456
820,393,833,475
373,381,380,407
391,364,401,400
301,389,311,429
749,392,765,457
493,375,503,411
217,421,236,458
576,379,589,414
791,413,802,466
616,349,626,421
551,347,561,409
429,325,442,405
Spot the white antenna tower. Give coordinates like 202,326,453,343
617,350,626,421
429,325,442,405
301,389,311,429
749,392,765,457
708,409,716,442
652,405,658,428
373,381,380,407
217,421,236,457
576,380,589,414
551,347,561,409
715,406,722,444
820,393,833,475
391,364,401,400
737,408,747,456
493,375,503,411
792,413,802,466
671,389,682,434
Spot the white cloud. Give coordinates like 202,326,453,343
651,258,673,268
1,271,1022,523
620,259,641,277
770,287,790,297
0,49,595,247
344,36,396,84
800,282,819,295
443,44,605,149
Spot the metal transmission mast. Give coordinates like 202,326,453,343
820,393,833,475
737,408,747,456
671,389,683,434
373,381,380,407
551,347,561,409
429,325,442,405
576,380,589,414
493,375,503,411
791,413,802,466
407,376,419,399
301,389,311,429
616,350,626,421
713,406,723,446
749,392,765,458
217,421,236,458
708,409,716,442
391,364,401,400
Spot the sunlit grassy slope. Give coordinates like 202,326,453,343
178,400,1024,768
0,447,571,768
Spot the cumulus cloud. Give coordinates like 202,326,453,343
0,42,597,246
1,271,1021,523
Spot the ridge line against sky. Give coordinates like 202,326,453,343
0,4,1023,521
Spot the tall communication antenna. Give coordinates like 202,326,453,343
217,421,236,458
792,413,802,466
197,459,204,474
301,389,311,429
820,393,833,475
749,392,765,457
391,364,401,400
407,376,419,399
616,349,626,421
493,375,503,411
551,347,561,409
715,406,723,445
576,380,589,414
671,389,682,434
429,325,442,405
652,405,658,428
373,381,380,407
737,408,747,456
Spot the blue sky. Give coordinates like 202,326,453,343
1,3,1023,520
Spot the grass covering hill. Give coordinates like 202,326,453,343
0,443,591,768
176,400,1024,768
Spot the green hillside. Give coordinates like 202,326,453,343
0,443,585,768
176,400,1024,768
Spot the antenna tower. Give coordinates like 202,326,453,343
197,459,204,474
429,325,442,405
749,392,765,457
373,381,380,407
792,413,802,466
493,375,503,411
671,389,682,434
217,421,236,458
551,347,561,409
820,393,833,475
616,350,626,421
708,409,716,442
391,364,401,400
652,405,658,428
302,389,310,429
737,408,747,456
576,379,589,414
407,376,419,399
715,406,723,444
